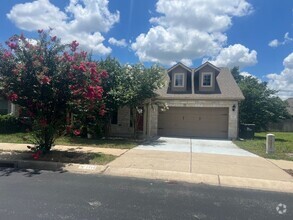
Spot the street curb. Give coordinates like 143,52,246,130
103,167,293,193
0,159,64,171
1,159,292,193
0,159,106,173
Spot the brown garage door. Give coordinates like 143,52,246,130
158,107,228,139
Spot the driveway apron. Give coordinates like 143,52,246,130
108,137,293,182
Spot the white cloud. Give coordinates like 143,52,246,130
131,0,253,65
180,58,193,66
240,71,253,78
267,53,293,99
268,39,279,48
268,32,293,48
209,44,257,68
108,37,127,47
7,0,119,55
240,71,262,82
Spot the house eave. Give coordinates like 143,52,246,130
167,62,192,72
153,96,245,101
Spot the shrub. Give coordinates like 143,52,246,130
0,115,25,133
0,31,107,154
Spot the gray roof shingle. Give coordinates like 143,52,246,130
156,67,244,100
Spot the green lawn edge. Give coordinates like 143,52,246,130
234,132,293,161
0,132,138,149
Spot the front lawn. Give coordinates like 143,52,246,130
0,150,116,165
234,132,293,161
0,132,138,149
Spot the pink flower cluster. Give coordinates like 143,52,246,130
8,93,18,102
2,51,12,60
70,40,79,52
32,150,42,160
73,129,81,136
41,76,51,84
85,85,103,100
7,42,17,50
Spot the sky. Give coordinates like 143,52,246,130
0,0,292,99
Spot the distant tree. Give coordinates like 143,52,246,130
231,66,290,131
231,66,244,83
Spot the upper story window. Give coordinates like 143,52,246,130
202,72,212,87
174,73,184,87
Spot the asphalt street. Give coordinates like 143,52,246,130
0,168,292,220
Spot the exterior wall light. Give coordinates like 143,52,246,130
232,104,236,111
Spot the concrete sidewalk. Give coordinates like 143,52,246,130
105,148,293,192
108,149,292,181
1,142,292,193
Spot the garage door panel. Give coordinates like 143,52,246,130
158,107,228,139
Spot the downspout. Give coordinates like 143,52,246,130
191,68,195,94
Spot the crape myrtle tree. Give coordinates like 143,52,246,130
231,67,290,131
0,31,107,158
99,57,164,137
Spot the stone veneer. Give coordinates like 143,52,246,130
110,106,134,136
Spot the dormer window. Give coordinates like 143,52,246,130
202,72,212,87
174,73,184,87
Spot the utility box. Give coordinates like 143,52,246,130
266,134,275,154
239,124,255,139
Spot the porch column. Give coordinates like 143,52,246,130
147,103,152,137
143,104,148,137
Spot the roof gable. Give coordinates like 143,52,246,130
167,62,192,72
194,61,220,72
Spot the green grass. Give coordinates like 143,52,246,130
0,132,138,149
0,132,32,144
37,151,117,165
0,150,116,165
89,153,117,165
234,132,293,161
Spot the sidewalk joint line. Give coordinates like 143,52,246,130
265,158,291,176
190,138,192,173
100,165,109,174
218,175,221,186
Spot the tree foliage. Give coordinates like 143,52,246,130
0,32,107,155
99,57,164,135
231,66,244,83
231,67,290,131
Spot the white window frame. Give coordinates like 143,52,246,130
173,73,185,88
201,72,213,87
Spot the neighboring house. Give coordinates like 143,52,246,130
286,98,293,115
0,96,16,115
267,98,293,132
110,62,244,139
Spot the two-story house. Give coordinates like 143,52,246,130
110,62,244,139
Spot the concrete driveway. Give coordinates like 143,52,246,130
108,137,293,182
136,137,257,157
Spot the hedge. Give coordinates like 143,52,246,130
0,115,27,133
